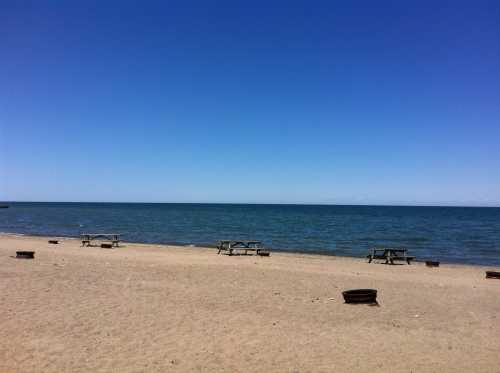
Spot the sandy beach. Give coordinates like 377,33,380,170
1,234,499,373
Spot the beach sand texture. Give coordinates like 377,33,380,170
1,234,499,372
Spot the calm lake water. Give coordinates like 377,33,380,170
1,202,500,266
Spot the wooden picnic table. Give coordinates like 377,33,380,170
367,248,414,265
217,240,265,256
81,233,121,247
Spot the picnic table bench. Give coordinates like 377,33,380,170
81,233,121,247
217,240,265,256
367,248,414,265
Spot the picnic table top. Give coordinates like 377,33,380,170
218,240,262,244
218,240,263,248
81,233,121,237
371,248,407,253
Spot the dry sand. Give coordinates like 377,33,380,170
1,234,499,373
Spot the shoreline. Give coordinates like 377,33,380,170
1,232,498,269
2,202,499,267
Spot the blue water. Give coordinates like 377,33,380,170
1,202,499,266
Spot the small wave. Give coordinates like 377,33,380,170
0,232,26,237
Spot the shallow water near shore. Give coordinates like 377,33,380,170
1,202,500,266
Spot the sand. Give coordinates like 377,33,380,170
0,234,499,373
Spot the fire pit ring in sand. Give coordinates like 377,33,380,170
425,261,440,267
486,271,500,279
342,289,377,304
48,240,59,244
16,251,35,259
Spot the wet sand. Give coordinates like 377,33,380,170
1,234,499,372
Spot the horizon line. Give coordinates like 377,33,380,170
2,200,500,208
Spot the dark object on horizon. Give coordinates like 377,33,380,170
425,261,440,267
342,289,378,304
217,240,266,256
485,271,500,279
257,250,271,257
101,243,113,249
48,240,59,244
0,205,9,208
367,248,414,265
16,251,35,259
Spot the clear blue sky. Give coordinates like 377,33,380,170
1,1,499,206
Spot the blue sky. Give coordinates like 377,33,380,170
1,1,499,205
